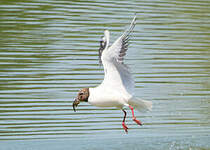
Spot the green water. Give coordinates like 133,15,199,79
0,0,210,149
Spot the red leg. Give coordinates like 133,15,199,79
129,105,142,126
122,109,128,133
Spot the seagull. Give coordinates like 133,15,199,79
73,15,152,133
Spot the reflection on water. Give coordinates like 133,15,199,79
0,0,210,149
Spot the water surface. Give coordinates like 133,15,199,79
0,0,210,149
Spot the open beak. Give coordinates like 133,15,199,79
72,98,80,112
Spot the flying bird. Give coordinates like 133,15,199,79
73,15,152,133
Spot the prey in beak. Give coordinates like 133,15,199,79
72,88,89,112
73,99,80,112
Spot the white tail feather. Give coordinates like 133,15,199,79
128,97,152,112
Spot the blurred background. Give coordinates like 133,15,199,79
0,0,210,149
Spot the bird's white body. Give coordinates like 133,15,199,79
73,15,152,132
88,86,131,108
88,16,152,112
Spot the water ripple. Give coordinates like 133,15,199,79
0,1,210,149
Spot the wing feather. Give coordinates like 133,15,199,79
100,15,137,95
110,15,136,64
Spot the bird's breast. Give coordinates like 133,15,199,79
88,87,132,108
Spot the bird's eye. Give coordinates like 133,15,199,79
79,92,83,95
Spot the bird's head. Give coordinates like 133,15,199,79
72,88,89,112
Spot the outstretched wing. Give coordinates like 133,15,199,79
101,15,137,95
109,15,136,64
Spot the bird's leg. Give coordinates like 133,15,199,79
129,105,142,126
122,109,128,133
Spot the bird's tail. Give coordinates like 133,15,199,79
128,97,152,112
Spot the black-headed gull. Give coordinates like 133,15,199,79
73,15,152,133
